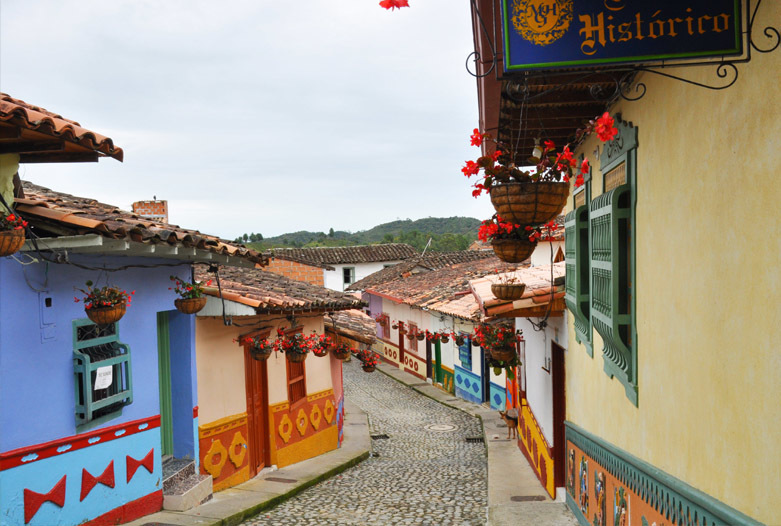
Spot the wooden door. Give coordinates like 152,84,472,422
157,312,174,458
244,349,269,476
551,341,566,488
434,341,443,384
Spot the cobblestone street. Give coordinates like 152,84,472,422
241,360,488,525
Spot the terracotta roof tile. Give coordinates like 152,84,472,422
348,250,498,291
196,266,365,314
0,93,123,161
365,255,525,321
271,244,417,265
16,181,266,265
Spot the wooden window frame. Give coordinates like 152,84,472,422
283,327,307,406
407,322,419,353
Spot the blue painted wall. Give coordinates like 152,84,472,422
454,365,483,405
168,310,197,461
0,254,193,524
489,382,506,411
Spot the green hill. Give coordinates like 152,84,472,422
235,217,481,252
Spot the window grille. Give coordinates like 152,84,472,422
73,319,133,431
286,359,306,404
565,205,592,353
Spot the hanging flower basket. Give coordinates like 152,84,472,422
489,346,517,362
286,350,308,363
416,333,425,341
357,349,379,372
331,343,352,361
86,302,127,326
250,345,273,362
406,332,415,341
491,283,526,301
489,182,570,226
454,335,465,346
0,229,25,258
491,238,537,263
440,336,450,344
175,297,207,314
362,364,376,373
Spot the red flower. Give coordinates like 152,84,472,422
379,0,409,10
462,160,480,177
470,128,483,147
575,173,585,188
543,140,555,150
595,112,618,142
491,149,502,161
580,159,590,176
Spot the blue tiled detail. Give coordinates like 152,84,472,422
455,365,483,405
489,382,506,410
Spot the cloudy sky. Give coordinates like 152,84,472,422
0,0,496,239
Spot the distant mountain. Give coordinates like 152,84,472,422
236,217,481,252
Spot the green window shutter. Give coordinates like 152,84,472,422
565,205,592,354
590,184,636,405
73,320,133,431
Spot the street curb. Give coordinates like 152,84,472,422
219,449,371,526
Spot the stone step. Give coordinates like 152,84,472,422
162,457,195,494
162,473,213,512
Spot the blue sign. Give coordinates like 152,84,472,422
459,335,472,370
501,0,743,71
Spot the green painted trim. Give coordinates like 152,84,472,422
565,204,592,357
157,311,174,457
565,422,764,526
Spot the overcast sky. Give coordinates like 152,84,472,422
0,0,496,239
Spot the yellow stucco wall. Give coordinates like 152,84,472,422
195,314,328,423
564,22,780,523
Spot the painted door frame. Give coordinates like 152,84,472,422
157,312,174,458
551,340,566,488
244,349,270,477
434,340,443,384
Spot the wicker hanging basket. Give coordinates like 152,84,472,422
0,229,25,258
285,350,308,363
491,283,526,301
491,238,537,263
174,296,207,314
490,182,569,225
250,347,273,361
332,346,351,361
362,365,376,373
440,336,450,344
489,346,517,362
86,302,127,326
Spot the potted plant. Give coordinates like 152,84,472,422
464,112,618,224
331,342,352,361
74,281,134,326
416,331,425,341
242,335,274,361
0,213,27,258
310,332,333,357
169,275,211,314
454,334,466,346
491,270,526,301
478,215,538,263
275,330,311,363
438,331,450,344
357,349,380,372
471,324,523,363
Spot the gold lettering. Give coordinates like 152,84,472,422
647,10,662,39
607,15,616,43
634,12,644,40
579,13,606,55
698,14,712,34
617,22,632,41
712,13,730,32
666,18,683,37
685,8,694,35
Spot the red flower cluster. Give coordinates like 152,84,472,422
595,112,618,142
524,220,558,243
74,280,135,310
242,329,335,358
379,0,409,10
357,349,380,367
471,324,523,351
169,275,211,299
478,216,523,243
1,213,27,231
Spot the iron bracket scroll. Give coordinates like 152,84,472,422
467,0,779,103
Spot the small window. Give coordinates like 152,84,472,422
73,320,133,431
284,327,306,405
458,333,472,370
343,267,355,286
408,322,418,352
377,313,390,339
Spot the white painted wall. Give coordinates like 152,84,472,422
531,240,564,267
517,313,567,446
325,260,405,291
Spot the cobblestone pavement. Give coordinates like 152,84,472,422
241,359,488,525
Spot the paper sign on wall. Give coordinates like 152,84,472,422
94,366,113,390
